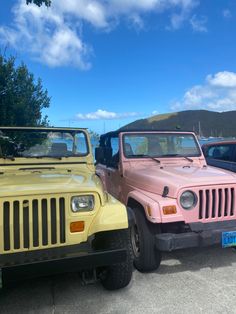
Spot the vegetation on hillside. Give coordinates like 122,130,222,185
121,110,236,137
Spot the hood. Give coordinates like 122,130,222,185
0,169,104,199
124,163,236,198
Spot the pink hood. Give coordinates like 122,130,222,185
124,163,236,198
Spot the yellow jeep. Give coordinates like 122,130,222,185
0,127,133,290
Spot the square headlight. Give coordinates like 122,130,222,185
71,195,95,212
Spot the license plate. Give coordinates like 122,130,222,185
222,231,236,248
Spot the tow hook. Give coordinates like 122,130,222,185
80,269,98,285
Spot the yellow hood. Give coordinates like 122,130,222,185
0,169,104,200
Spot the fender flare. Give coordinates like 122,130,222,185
126,190,162,223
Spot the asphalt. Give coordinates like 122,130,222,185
1,246,236,314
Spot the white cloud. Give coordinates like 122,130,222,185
129,14,145,30
76,109,140,120
169,0,198,30
0,0,199,68
55,0,108,28
190,15,207,32
0,1,91,69
207,71,236,88
172,71,236,112
106,0,197,15
152,110,159,115
223,9,232,19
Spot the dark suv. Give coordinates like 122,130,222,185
202,141,236,173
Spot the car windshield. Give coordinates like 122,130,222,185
123,133,201,158
0,129,88,158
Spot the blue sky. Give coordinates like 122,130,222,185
1,0,236,133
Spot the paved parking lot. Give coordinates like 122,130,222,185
1,246,236,314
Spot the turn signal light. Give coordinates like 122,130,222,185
70,221,85,233
146,205,152,216
163,205,177,215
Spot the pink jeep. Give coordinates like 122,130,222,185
96,130,236,272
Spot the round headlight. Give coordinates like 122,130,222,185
180,191,197,210
71,195,95,212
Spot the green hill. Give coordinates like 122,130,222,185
121,110,236,137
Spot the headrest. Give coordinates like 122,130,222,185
212,148,221,159
125,143,133,156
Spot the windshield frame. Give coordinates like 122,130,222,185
0,128,90,160
122,132,202,159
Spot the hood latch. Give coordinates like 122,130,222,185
162,186,169,198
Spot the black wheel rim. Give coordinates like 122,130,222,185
131,224,140,258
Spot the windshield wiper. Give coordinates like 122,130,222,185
160,154,193,162
129,154,161,164
1,155,15,161
182,156,193,162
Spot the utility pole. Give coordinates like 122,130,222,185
198,121,201,138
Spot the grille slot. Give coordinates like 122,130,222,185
32,200,39,247
2,197,66,252
59,198,66,244
224,189,228,216
205,190,209,219
218,189,222,217
42,199,48,246
13,201,20,249
51,198,57,245
23,200,30,249
231,188,234,216
199,188,236,220
199,190,203,219
212,189,216,218
3,202,10,251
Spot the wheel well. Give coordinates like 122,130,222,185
127,198,160,234
127,198,145,212
127,198,149,221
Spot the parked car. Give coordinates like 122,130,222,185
202,141,236,173
0,127,133,290
96,130,236,272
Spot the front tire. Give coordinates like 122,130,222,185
131,207,162,272
95,229,133,290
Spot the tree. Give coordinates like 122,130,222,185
26,0,51,7
89,130,100,152
0,54,50,127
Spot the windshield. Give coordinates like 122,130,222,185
123,133,201,158
0,129,89,158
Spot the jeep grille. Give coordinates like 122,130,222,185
199,187,235,220
1,197,66,252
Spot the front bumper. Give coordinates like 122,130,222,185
156,220,236,252
0,242,127,287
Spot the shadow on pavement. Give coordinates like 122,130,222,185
158,246,236,274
